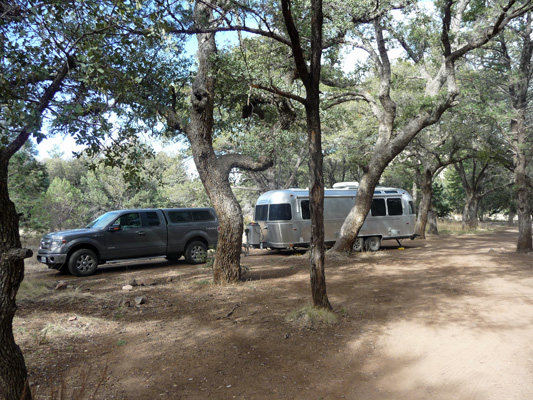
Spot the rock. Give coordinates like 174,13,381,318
122,284,133,291
68,316,77,321
54,281,68,290
128,278,139,287
135,296,147,305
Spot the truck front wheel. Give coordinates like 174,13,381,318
184,241,207,264
68,249,98,276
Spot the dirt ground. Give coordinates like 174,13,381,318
8,227,533,400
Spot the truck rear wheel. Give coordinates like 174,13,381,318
184,241,207,264
68,249,98,276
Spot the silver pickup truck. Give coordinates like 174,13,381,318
37,208,218,276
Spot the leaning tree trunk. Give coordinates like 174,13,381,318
415,170,433,239
0,160,32,400
331,166,383,252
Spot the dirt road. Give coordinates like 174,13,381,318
11,228,533,399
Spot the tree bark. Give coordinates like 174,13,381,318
332,165,383,252
415,169,433,239
503,14,533,252
508,209,516,226
427,209,439,235
187,0,273,283
513,113,532,251
462,192,480,230
281,0,331,309
0,159,32,400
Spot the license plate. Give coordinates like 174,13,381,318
40,257,47,263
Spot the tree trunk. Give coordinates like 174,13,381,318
512,115,532,252
508,209,515,226
415,170,433,239
188,1,242,283
306,100,331,309
330,166,383,252
280,0,330,309
427,209,439,235
0,160,32,400
187,0,273,283
462,193,480,230
508,14,532,252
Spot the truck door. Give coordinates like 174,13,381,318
104,211,165,259
140,211,167,255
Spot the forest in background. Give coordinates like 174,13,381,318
9,133,524,236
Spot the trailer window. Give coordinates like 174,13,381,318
387,198,403,215
269,204,292,221
254,205,268,221
371,199,386,216
301,200,310,220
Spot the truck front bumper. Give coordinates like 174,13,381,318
37,252,67,269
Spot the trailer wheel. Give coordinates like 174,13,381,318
352,238,364,252
365,236,381,252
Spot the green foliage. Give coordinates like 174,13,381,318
432,180,452,217
8,142,49,231
10,151,212,233
41,177,89,231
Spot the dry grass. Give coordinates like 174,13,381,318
31,364,108,400
286,304,338,329
437,219,506,235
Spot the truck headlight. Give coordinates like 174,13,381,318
50,239,67,252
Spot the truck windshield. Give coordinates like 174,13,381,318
85,211,121,229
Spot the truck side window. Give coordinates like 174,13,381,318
301,200,310,220
387,198,403,216
371,199,386,217
146,212,161,226
168,211,192,223
192,210,215,221
115,213,141,230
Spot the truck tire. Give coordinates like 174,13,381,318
68,249,98,277
184,241,207,264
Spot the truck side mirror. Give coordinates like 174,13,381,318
108,225,121,232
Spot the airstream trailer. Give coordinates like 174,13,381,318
246,182,417,251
